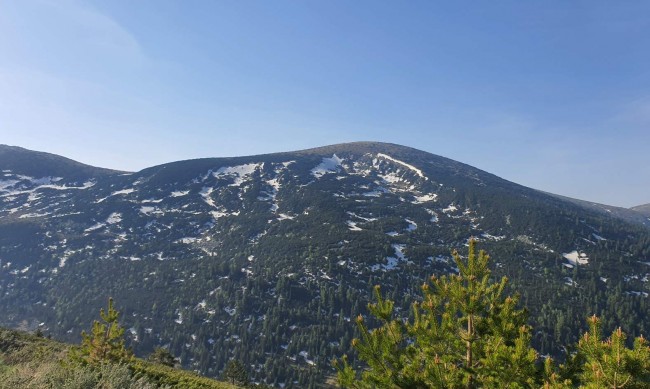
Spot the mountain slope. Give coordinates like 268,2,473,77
631,203,650,218
1,142,649,387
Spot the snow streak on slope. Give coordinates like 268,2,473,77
376,153,427,179
200,187,216,208
171,190,190,197
0,177,95,197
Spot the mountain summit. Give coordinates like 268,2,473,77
1,142,649,387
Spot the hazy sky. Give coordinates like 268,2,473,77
1,1,649,207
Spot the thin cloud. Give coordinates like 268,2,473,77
0,0,146,69
43,0,144,62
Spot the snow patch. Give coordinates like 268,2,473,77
563,251,589,266
141,198,163,204
405,219,417,232
372,244,409,271
19,212,52,219
106,212,122,224
412,193,437,204
378,172,402,184
362,188,388,197
84,223,106,233
564,277,577,287
481,233,505,241
140,206,156,215
430,255,450,264
346,221,362,231
298,351,316,366
200,187,216,208
213,163,263,186
0,179,19,190
1,178,95,198
346,212,377,222
311,154,343,178
442,204,458,213
170,190,190,197
111,188,135,196
426,209,439,223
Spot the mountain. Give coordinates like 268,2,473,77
1,142,649,387
631,203,650,218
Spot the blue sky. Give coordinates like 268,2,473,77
1,1,649,207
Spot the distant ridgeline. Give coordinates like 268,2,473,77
0,142,649,387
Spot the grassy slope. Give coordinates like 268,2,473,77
0,327,239,389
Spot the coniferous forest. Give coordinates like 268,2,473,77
1,143,650,387
2,241,649,388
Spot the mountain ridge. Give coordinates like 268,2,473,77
5,141,640,221
0,144,125,179
6,141,645,221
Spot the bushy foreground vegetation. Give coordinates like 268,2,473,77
335,240,650,388
0,302,239,389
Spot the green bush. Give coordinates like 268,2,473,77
0,326,238,389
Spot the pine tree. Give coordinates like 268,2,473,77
576,315,650,388
223,359,250,386
335,239,538,388
541,357,573,389
148,346,178,367
69,297,132,365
